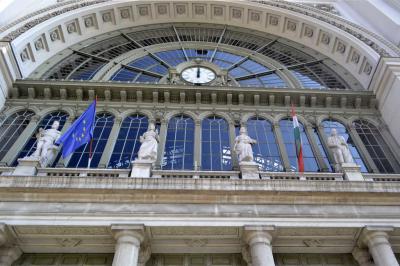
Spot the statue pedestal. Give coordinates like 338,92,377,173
239,162,260,180
12,157,41,176
341,163,364,181
130,159,154,178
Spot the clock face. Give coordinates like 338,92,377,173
181,66,216,84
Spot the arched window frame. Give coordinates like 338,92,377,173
66,112,114,168
108,114,149,169
162,115,195,170
245,117,283,171
12,111,69,166
201,115,232,171
0,110,35,161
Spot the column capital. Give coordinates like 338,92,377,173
359,226,394,248
111,224,145,247
243,225,274,246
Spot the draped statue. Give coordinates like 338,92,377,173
31,120,61,167
327,128,354,167
234,127,257,163
137,123,159,161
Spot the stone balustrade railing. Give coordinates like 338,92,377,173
260,171,344,181
363,173,400,182
152,170,240,179
36,167,130,178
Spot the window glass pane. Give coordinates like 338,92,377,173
322,120,368,172
13,111,68,166
312,127,333,172
0,110,35,161
108,114,148,169
67,113,114,168
279,119,319,172
246,118,283,171
353,120,396,173
201,116,231,171
163,115,195,170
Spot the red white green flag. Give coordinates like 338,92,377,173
291,104,304,172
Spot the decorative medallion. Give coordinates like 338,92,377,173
120,9,130,19
269,15,279,26
138,6,149,16
157,5,167,15
34,39,44,51
321,33,330,45
66,23,77,33
287,21,297,31
250,11,261,22
20,49,29,62
84,17,94,28
304,27,313,38
102,12,112,23
50,30,60,41
232,8,242,19
176,5,186,15
363,62,372,75
194,5,205,15
351,52,360,64
213,6,223,16
336,41,346,54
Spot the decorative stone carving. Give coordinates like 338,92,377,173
363,62,372,75
102,12,112,22
287,21,297,31
34,38,44,51
138,244,152,266
303,239,324,247
30,120,62,168
20,49,29,62
234,127,256,163
66,22,77,33
120,9,130,19
250,11,260,22
321,33,330,45
157,5,167,15
232,8,242,19
56,238,82,247
304,26,314,37
337,41,346,54
184,239,208,247
213,6,223,16
194,5,205,15
269,15,279,26
351,51,360,64
176,5,186,15
327,128,354,168
137,123,159,161
138,6,149,16
84,17,94,28
50,30,60,41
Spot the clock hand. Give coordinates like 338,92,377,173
197,67,200,78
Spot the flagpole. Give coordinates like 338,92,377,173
88,96,97,168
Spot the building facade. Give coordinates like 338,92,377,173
0,0,400,265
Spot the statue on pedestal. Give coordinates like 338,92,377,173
234,127,257,163
137,123,159,162
327,128,354,168
31,120,61,167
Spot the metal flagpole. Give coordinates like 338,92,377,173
88,96,97,168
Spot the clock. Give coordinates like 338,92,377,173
181,66,216,84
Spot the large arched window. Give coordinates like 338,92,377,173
13,111,68,165
67,113,114,168
279,119,319,172
201,116,232,171
353,120,397,173
322,120,368,172
0,110,34,161
246,118,283,171
162,115,195,170
108,114,148,169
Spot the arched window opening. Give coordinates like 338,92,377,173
0,110,35,161
67,113,114,168
322,120,368,172
311,127,333,172
13,111,68,166
201,116,232,171
246,118,283,171
279,119,319,172
108,114,148,169
162,115,195,170
353,120,396,173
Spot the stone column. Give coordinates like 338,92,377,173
154,119,167,170
361,228,399,266
352,247,375,266
193,119,201,170
317,125,335,171
272,122,290,171
229,122,239,169
243,226,275,266
98,116,122,168
0,246,22,266
111,225,145,266
304,124,329,172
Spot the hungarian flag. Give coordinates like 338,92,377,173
291,105,304,172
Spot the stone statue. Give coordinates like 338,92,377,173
327,128,354,167
137,123,159,161
234,127,257,163
31,120,61,167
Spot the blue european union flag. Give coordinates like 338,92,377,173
56,100,96,158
